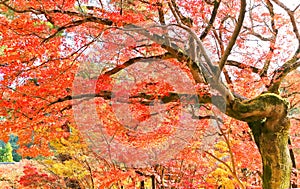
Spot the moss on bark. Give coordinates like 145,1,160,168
228,93,292,188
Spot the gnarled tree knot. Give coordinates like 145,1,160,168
232,93,289,132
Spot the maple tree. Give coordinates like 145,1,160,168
0,0,300,188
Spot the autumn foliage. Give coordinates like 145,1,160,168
0,0,300,188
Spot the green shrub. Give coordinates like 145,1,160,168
0,142,13,162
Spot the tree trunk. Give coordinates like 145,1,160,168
151,175,156,189
140,180,145,189
229,93,293,188
249,118,292,189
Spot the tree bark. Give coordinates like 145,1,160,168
249,119,292,189
229,93,292,188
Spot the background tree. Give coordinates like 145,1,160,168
0,0,300,188
0,142,13,162
8,134,22,162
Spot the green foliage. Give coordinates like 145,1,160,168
0,45,7,56
9,134,22,162
0,9,14,19
0,140,5,148
0,134,22,162
0,142,13,162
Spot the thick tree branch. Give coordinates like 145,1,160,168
0,63,8,67
191,115,223,122
1,2,113,26
283,91,300,98
200,0,221,40
260,0,278,77
168,0,193,27
204,0,214,5
218,0,246,77
102,53,173,76
226,60,261,74
157,3,166,25
124,24,236,105
123,24,206,84
268,60,300,93
230,93,289,132
50,91,211,106
42,18,104,43
293,3,300,12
